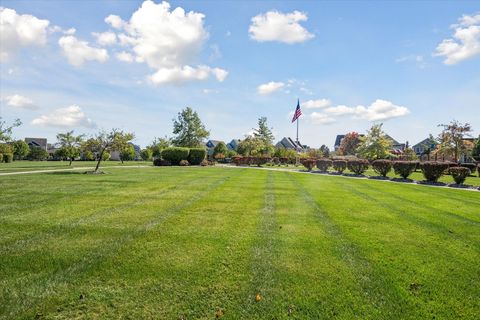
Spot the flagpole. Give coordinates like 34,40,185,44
296,117,299,143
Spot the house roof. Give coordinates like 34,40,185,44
275,137,303,150
25,138,47,147
334,135,345,147
412,138,435,149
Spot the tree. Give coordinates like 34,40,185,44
337,132,361,156
0,117,21,142
319,145,330,157
27,147,48,161
56,130,84,165
140,148,153,161
237,136,264,156
213,142,228,157
252,117,275,155
149,136,170,158
472,135,480,161
12,140,30,160
171,107,209,147
437,120,472,162
119,144,136,163
82,129,134,173
357,124,393,160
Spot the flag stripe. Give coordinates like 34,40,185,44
291,101,302,122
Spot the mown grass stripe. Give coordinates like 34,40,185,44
286,171,418,319
1,170,242,319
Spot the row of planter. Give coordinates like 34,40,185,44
300,158,479,185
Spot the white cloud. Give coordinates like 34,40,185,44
149,65,228,85
322,99,409,121
354,99,409,121
116,51,134,62
249,10,314,44
0,7,50,62
310,112,336,125
104,0,226,85
324,105,355,115
92,31,117,46
303,99,330,109
434,12,480,65
58,35,109,66
105,14,125,29
3,94,36,109
257,81,285,95
31,105,96,128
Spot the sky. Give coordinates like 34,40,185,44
1,0,479,149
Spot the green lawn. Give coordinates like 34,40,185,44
0,160,151,173
1,167,479,319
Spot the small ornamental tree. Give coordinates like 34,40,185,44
56,131,84,165
213,142,228,158
119,144,136,163
421,162,450,183
171,107,209,147
347,159,369,175
316,158,332,172
82,129,134,173
149,137,170,159
372,159,392,177
392,161,417,179
140,148,153,161
12,140,30,160
333,160,347,173
357,124,393,160
437,120,472,162
0,117,21,142
338,132,361,156
449,167,470,185
27,147,49,161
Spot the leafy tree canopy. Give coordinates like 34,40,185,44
171,107,209,147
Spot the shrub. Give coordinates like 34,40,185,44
478,165,480,177
347,159,369,175
179,159,189,166
449,166,470,185
161,147,189,165
333,160,347,173
27,147,49,161
0,153,3,163
188,148,206,165
372,159,392,177
153,158,171,166
200,159,209,166
421,162,450,182
233,156,249,166
251,157,271,167
3,153,13,163
460,163,477,175
392,161,417,179
300,158,316,171
316,158,332,172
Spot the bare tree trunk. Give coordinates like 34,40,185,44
94,147,107,173
69,158,73,166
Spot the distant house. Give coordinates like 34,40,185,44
275,137,304,151
25,138,47,150
226,139,241,151
206,140,225,156
412,138,436,155
333,135,345,151
385,134,405,153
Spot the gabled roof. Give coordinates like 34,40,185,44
412,138,435,149
334,135,345,147
275,137,303,150
384,134,401,146
206,140,225,148
25,138,47,148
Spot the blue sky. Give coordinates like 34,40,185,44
1,0,479,148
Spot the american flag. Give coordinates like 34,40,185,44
291,99,302,123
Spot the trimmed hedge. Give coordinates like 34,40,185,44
478,165,480,177
161,147,190,165
188,148,206,165
316,158,332,172
449,166,470,185
300,158,316,171
153,158,171,166
460,163,477,175
347,159,369,175
333,160,347,173
200,159,209,166
421,161,450,182
3,153,13,163
393,161,417,179
372,159,392,177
